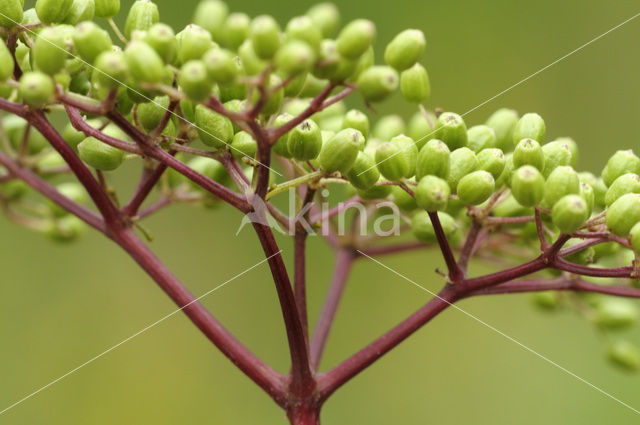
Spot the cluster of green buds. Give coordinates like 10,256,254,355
0,0,638,372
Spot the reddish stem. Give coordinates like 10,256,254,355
469,278,640,298
122,159,170,217
428,211,464,282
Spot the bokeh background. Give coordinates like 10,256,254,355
3,0,640,424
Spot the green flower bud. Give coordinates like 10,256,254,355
36,0,73,24
309,39,338,80
145,23,178,64
347,151,380,190
78,136,125,171
48,182,87,217
412,210,457,243
351,45,374,81
555,137,578,166
606,193,640,236
187,156,228,189
223,12,250,50
0,0,23,28
94,50,128,90
0,179,29,201
447,147,478,192
580,181,595,216
249,15,281,60
73,22,112,65
563,238,595,265
193,0,228,43
33,27,68,76
485,108,518,151
510,165,545,207
62,118,102,149
125,41,165,84
434,112,468,151
202,48,236,84
416,139,450,180
513,138,545,171
602,150,640,187
400,63,430,103
391,185,418,212
176,24,214,64
276,40,315,76
415,175,450,211
63,0,95,25
467,125,496,153
95,0,119,18
0,42,15,82
230,131,257,159
630,222,640,253
512,112,545,145
285,16,322,54
608,341,640,371
179,60,212,102
306,2,340,38
357,65,399,102
551,194,588,234
477,148,505,180
238,39,268,76
457,170,495,206
604,173,640,207
272,113,293,158
194,104,234,149
375,142,407,181
384,29,426,71
541,140,572,178
19,71,54,108
337,19,375,59
372,115,405,141
288,119,323,161
318,128,363,174
44,215,86,242
341,109,369,140
594,299,638,330
357,183,392,200
493,194,532,218
531,291,559,310
543,165,579,208
124,0,159,40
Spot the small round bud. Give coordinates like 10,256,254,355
357,65,399,102
94,50,128,90
434,112,468,151
36,0,73,24
580,181,594,216
288,119,323,161
606,193,640,236
318,128,363,174
249,15,281,60
372,115,405,141
347,151,380,190
223,12,250,50
176,24,214,64
485,108,518,151
78,136,125,171
467,125,496,153
48,182,87,217
179,60,212,102
272,113,293,158
0,0,23,28
415,176,450,211
285,16,322,54
513,138,545,171
63,0,95,24
510,165,545,207
357,183,392,201
408,111,435,148
604,173,640,207
391,185,418,212
477,148,505,180
457,170,495,206
62,118,102,149
493,194,532,218
44,216,86,243
194,104,234,149
124,0,159,39
238,40,268,76
602,150,640,187
73,22,112,65
95,0,120,18
341,110,369,140
416,139,450,180
125,41,165,84
375,141,409,181
541,140,572,178
447,147,478,193
202,48,237,84
276,40,315,76
230,131,257,159
608,341,640,371
193,0,228,43
594,299,638,330
137,96,169,132
187,156,229,188
400,63,430,103
551,194,588,234
306,2,340,38
0,42,13,82
630,222,640,253
543,165,580,208
33,27,68,76
531,292,559,310
384,29,426,71
512,112,545,145
145,23,178,64
337,19,376,59
563,238,595,265
412,210,457,243
19,71,54,108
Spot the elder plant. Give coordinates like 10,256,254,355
1,0,640,423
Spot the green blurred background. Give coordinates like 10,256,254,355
3,0,640,423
